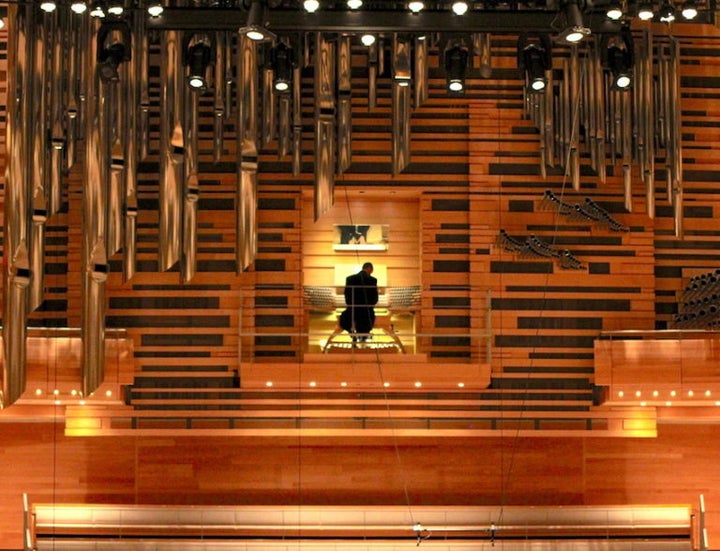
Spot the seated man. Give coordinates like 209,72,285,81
340,262,378,341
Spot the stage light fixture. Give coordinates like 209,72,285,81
271,41,295,93
71,0,88,13
89,1,106,17
681,0,697,18
606,0,623,20
559,0,590,43
637,2,654,19
361,33,376,46
40,0,57,12
658,0,676,22
186,39,212,90
347,0,362,8
408,0,424,12
603,26,633,90
107,0,124,15
445,44,469,93
147,0,163,16
518,35,552,93
97,20,131,82
304,0,320,12
452,0,469,14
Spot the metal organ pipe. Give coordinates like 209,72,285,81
2,2,32,407
313,32,336,222
337,35,353,174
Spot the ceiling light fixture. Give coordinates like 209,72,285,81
71,0,88,13
658,0,676,22
637,1,654,20
347,0,362,8
518,34,552,93
559,0,590,43
303,0,320,12
240,0,275,41
408,0,424,13
604,27,633,90
445,44,469,93
452,0,469,15
89,1,106,18
606,0,623,20
681,0,697,19
147,0,163,17
270,41,295,93
360,33,376,46
185,37,212,90
40,0,58,12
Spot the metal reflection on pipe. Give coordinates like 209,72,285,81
414,36,428,108
642,30,655,219
292,65,302,176
28,9,49,313
213,31,226,163
3,2,32,407
473,32,492,79
82,15,108,398
314,33,335,221
49,8,65,217
159,28,184,272
669,38,683,237
569,48,580,191
182,72,200,283
262,67,275,146
368,43,378,111
392,34,411,175
337,36,352,174
138,14,150,162
236,35,259,272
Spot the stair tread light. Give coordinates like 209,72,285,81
408,0,424,12
452,0,469,15
304,0,320,12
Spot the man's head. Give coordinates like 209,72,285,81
362,262,374,273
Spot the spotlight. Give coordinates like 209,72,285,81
241,0,275,41
89,0,106,17
637,1,654,20
270,41,295,93
606,0,623,20
518,35,552,93
452,0,469,14
360,33,376,46
186,39,212,90
71,0,87,13
444,44,469,93
559,0,590,43
658,0,676,22
347,0,362,8
107,0,123,15
147,0,163,16
681,0,697,18
304,0,319,12
603,26,633,90
40,0,57,12
97,20,131,82
408,0,424,12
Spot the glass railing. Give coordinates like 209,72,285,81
238,285,492,363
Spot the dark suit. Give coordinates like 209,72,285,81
342,269,378,338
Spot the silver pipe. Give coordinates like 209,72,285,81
49,8,65,217
292,65,302,176
368,43,378,111
644,29,655,219
414,36,428,108
473,32,492,79
138,13,150,162
159,28,184,271
65,12,80,172
544,64,554,169
392,34,411,175
670,38,683,237
622,90,633,212
2,2,32,407
313,32,335,221
182,72,200,283
569,49,580,191
337,35,352,174
82,16,108,397
594,51,605,185
28,9,49,312
225,31,234,119
278,93,292,158
213,31,226,163
236,34,259,271
123,7,142,282
262,66,275,146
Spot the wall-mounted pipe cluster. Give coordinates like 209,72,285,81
539,190,629,232
674,269,720,329
524,32,682,235
497,230,585,270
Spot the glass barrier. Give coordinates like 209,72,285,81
238,285,492,363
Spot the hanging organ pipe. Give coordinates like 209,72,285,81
1,6,685,405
